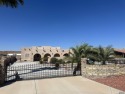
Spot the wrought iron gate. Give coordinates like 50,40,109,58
6,63,81,81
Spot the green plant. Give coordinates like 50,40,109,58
66,61,71,63
90,46,114,65
50,57,58,64
0,0,24,8
43,57,48,62
39,59,43,64
68,43,92,64
69,44,92,75
58,59,65,64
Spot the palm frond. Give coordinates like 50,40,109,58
0,0,24,8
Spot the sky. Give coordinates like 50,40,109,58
0,0,125,50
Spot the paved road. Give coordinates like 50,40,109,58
0,76,124,94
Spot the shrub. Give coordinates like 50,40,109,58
39,58,44,64
50,57,58,64
43,57,48,61
66,61,71,63
39,60,44,64
58,59,65,64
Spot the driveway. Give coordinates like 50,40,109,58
0,76,124,94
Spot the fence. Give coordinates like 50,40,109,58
6,63,80,81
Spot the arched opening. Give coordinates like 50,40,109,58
34,54,41,61
54,53,60,57
63,53,69,57
44,53,51,62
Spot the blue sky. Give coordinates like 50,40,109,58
0,0,125,50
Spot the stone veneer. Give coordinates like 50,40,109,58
81,58,125,79
81,58,87,77
0,59,5,85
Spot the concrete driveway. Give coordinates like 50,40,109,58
0,76,124,94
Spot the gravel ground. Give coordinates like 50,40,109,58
93,75,125,92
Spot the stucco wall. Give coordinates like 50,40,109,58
21,46,70,62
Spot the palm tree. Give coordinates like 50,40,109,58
93,46,114,65
80,43,93,58
67,43,92,75
68,43,92,63
69,45,83,63
68,45,82,75
0,0,24,8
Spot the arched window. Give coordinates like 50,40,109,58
44,53,51,62
54,53,60,57
63,53,69,57
34,54,41,61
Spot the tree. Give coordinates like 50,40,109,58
92,46,115,65
69,45,83,63
80,43,93,58
67,43,92,75
69,45,82,75
0,0,24,8
68,43,92,63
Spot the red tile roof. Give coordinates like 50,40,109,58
114,49,125,54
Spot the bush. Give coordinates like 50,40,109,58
50,57,58,64
39,60,44,64
39,58,44,64
58,59,65,64
43,57,48,61
66,61,71,63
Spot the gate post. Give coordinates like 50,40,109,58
0,59,5,85
81,58,87,77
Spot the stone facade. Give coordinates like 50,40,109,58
81,58,87,77
81,58,125,79
0,57,6,85
21,46,70,62
0,64,5,85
